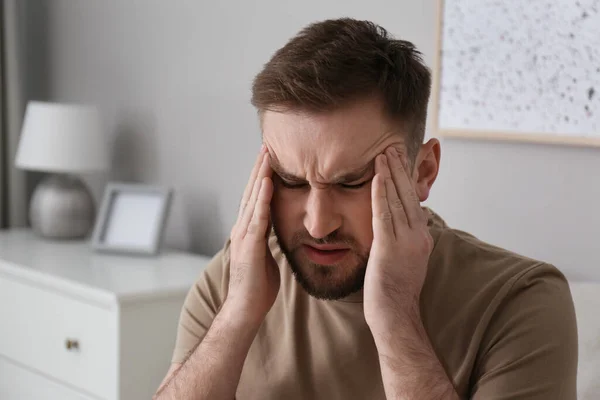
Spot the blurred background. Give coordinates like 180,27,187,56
1,1,599,399
2,0,599,277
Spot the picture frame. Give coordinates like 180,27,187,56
432,0,600,147
90,182,173,256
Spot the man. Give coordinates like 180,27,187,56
155,18,578,400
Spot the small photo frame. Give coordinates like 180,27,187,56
91,182,173,256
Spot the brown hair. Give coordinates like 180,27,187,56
251,18,432,160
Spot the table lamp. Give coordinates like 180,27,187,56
14,101,110,239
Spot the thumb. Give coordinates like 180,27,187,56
265,216,273,239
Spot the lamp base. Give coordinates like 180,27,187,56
30,174,95,239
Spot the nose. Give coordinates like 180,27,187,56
303,188,342,239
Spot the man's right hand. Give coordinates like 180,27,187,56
225,144,280,326
154,146,279,400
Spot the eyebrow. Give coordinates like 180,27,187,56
269,156,374,185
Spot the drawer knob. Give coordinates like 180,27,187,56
65,339,79,351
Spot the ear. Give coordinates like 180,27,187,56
413,138,441,202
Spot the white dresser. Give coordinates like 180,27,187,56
0,229,211,400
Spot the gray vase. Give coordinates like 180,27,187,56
29,174,95,239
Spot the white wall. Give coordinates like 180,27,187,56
23,0,600,280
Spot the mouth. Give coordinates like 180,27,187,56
302,244,350,265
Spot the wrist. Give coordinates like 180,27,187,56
369,300,423,349
220,298,268,331
367,294,420,331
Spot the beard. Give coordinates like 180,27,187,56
272,221,370,300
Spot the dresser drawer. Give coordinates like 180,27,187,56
0,275,116,399
0,356,96,400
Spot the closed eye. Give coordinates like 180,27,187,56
280,180,371,190
339,180,371,189
279,180,308,189
277,176,371,190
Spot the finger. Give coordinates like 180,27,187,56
238,145,268,221
233,176,261,239
239,154,271,236
265,214,273,240
385,147,424,227
232,150,265,239
247,177,274,241
381,154,408,231
371,156,395,240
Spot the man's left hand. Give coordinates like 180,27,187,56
363,146,433,335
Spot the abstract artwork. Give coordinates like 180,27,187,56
433,0,600,146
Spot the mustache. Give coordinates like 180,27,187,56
290,229,357,247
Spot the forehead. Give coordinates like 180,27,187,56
261,99,404,178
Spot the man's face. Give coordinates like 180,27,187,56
263,97,408,300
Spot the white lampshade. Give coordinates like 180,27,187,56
15,101,110,173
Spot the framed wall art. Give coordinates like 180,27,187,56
432,0,600,146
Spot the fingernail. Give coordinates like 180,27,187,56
381,154,388,165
